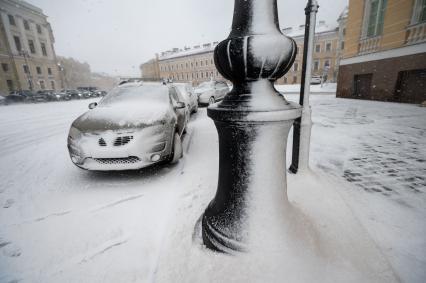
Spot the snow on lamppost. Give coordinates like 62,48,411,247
199,0,301,253
290,0,319,173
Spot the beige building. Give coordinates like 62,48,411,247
140,55,160,81
142,21,344,86
156,42,224,86
337,0,426,103
0,0,63,95
277,20,344,85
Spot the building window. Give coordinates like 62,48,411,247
186,63,188,68
313,60,319,71
411,0,426,24
200,61,203,66
14,36,22,52
48,67,52,75
293,62,299,72
315,44,321,52
326,42,332,52
324,60,330,68
24,20,30,30
364,0,387,37
23,65,29,74
39,80,45,90
2,63,9,72
293,76,297,83
284,77,288,84
211,59,213,65
191,62,193,68
50,81,55,90
7,80,14,91
36,66,42,75
206,60,209,65
36,24,42,34
28,40,36,54
341,41,345,50
41,43,47,56
8,15,16,26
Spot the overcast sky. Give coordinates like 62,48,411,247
27,0,348,76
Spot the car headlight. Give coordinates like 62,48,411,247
68,126,83,141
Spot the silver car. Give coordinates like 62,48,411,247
195,81,229,106
175,83,198,114
67,82,188,171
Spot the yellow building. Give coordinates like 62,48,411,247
0,0,63,95
337,0,426,103
277,20,344,85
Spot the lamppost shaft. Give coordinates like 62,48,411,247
289,0,319,173
199,0,301,253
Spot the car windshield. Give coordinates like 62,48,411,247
99,84,169,106
197,82,214,89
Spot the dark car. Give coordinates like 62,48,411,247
67,82,188,171
5,90,34,104
65,90,83,100
33,90,61,102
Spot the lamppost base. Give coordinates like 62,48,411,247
201,102,301,253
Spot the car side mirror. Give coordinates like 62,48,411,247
174,101,185,110
88,102,97,109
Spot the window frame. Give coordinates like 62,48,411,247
362,0,387,38
410,0,426,24
8,15,16,26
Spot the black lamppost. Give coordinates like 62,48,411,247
199,0,301,253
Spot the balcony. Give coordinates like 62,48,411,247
358,36,382,55
405,22,426,45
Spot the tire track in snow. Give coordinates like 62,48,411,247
79,236,129,263
91,193,145,213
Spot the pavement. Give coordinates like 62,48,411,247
0,95,425,282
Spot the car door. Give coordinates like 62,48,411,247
169,86,186,135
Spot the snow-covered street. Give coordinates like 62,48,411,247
0,95,425,282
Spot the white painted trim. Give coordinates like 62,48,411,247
340,42,426,65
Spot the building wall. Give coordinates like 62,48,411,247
140,57,160,80
158,51,224,86
337,0,426,104
0,0,63,94
277,28,342,85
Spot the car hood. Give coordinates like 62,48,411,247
72,102,172,132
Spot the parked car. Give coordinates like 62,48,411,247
174,83,198,114
195,81,229,106
6,90,34,104
311,75,322,85
64,90,83,100
67,82,188,171
0,95,5,105
92,90,107,97
33,90,62,102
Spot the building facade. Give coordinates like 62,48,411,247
142,19,344,87
337,0,426,104
140,55,160,81
277,20,344,85
0,0,62,95
156,43,224,86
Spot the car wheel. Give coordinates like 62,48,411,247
208,97,215,105
170,132,183,164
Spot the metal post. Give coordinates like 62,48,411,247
289,0,319,174
199,0,301,253
20,51,33,91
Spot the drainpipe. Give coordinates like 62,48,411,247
289,0,319,173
